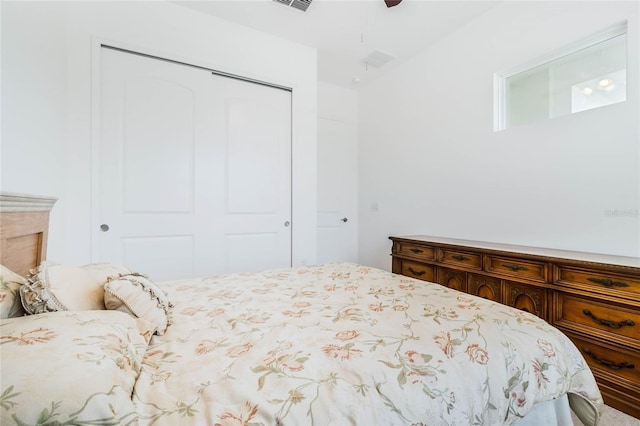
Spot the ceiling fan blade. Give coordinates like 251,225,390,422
384,0,402,7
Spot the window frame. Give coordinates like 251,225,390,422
493,21,627,132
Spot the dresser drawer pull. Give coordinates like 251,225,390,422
408,267,426,276
582,309,635,329
451,255,470,261
409,248,424,254
582,347,635,370
503,263,528,272
587,277,629,288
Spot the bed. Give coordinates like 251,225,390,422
0,193,603,426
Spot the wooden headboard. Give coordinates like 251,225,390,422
0,193,57,277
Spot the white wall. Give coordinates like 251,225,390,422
318,82,358,125
1,3,68,258
359,1,640,270
1,1,317,266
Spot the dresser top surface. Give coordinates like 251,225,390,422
390,235,640,269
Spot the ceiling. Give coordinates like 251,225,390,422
174,0,499,89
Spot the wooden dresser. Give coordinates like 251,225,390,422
390,235,640,419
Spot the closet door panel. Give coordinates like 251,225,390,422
209,75,292,274
122,78,195,213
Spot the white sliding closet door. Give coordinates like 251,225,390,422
204,70,292,276
96,47,291,280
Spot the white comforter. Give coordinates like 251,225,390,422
131,263,602,425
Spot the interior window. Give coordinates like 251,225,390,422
495,22,627,131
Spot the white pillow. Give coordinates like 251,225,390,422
0,264,27,318
81,262,132,282
19,262,132,314
104,272,173,335
0,310,154,425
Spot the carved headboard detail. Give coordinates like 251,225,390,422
0,193,58,277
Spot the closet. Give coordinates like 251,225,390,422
96,47,292,280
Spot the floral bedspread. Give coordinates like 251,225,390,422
133,263,602,425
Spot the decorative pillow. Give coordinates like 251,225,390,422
104,272,173,335
19,262,131,314
0,310,154,425
0,265,27,319
81,262,132,282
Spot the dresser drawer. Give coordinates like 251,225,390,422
467,273,502,303
396,242,435,261
485,255,547,282
399,260,435,282
554,266,640,299
438,249,482,270
564,332,640,388
436,267,467,292
504,281,547,319
553,293,639,348
596,378,640,419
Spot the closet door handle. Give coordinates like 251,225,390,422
100,224,110,232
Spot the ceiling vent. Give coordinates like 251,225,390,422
361,50,396,68
273,0,312,12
